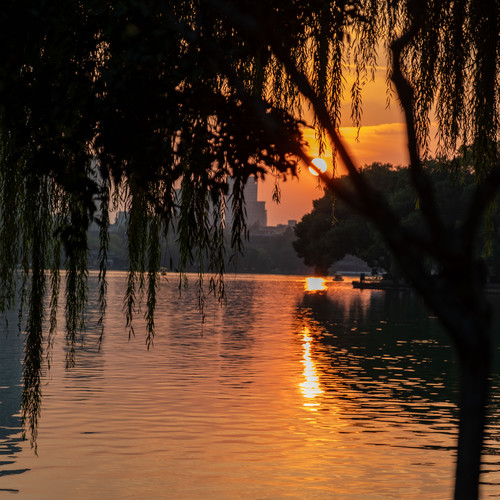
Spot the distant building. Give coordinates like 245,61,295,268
226,176,267,228
252,219,296,237
106,178,268,231
245,178,267,227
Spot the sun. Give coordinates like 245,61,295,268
308,157,328,176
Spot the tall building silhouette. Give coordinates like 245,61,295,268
226,177,267,228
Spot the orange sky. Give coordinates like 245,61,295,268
260,67,413,226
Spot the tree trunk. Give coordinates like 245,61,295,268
454,335,491,500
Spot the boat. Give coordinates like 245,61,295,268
352,276,410,290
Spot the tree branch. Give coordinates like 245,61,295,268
389,8,445,246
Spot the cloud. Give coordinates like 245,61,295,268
340,122,407,137
301,122,410,169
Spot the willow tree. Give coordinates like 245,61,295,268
0,0,498,497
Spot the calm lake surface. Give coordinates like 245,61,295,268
2,272,500,499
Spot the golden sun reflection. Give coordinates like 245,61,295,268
299,328,323,410
305,277,327,292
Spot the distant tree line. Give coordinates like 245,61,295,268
294,161,500,279
88,226,310,275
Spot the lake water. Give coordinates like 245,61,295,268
1,272,500,499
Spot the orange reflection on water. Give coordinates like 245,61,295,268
299,327,323,410
304,277,327,292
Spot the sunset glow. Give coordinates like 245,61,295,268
260,68,419,226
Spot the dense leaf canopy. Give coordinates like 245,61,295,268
293,162,486,277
